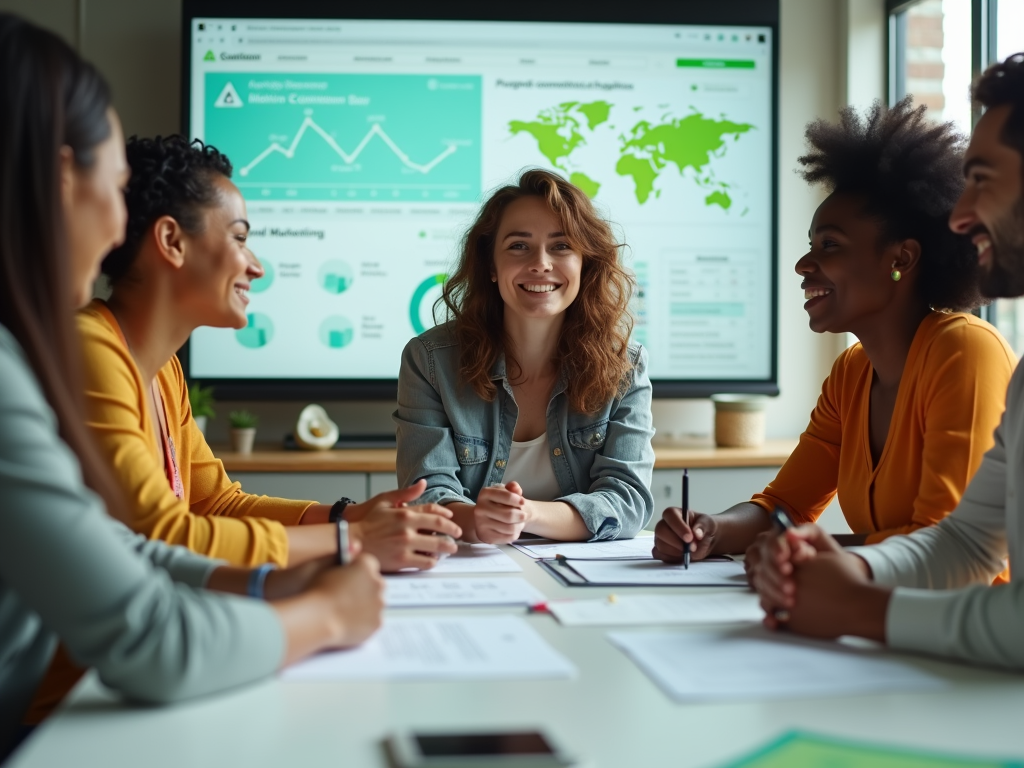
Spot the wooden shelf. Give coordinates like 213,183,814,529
217,438,798,473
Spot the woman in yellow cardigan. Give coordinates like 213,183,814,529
75,135,461,570
653,99,1016,568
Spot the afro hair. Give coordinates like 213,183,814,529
798,96,982,312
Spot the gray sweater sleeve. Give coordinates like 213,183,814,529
0,331,284,705
853,409,1017,668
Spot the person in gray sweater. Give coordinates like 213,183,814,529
750,53,1024,670
0,14,385,760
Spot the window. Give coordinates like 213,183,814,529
892,0,970,135
889,0,1024,353
889,0,973,136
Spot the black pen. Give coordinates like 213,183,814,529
682,468,690,569
771,507,795,534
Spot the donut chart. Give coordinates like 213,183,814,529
410,274,447,334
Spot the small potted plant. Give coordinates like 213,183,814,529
187,382,216,435
228,410,259,455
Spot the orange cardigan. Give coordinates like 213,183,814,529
751,312,1016,545
77,300,315,567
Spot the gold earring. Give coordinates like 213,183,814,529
491,276,497,282
891,264,902,282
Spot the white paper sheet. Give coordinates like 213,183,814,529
565,558,747,586
282,616,576,681
397,543,522,575
384,577,545,608
547,592,762,626
608,627,949,702
512,534,655,560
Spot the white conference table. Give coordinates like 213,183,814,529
10,544,1024,768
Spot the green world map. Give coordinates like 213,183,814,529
509,100,753,210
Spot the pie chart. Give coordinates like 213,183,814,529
318,259,354,295
319,315,354,349
250,259,274,293
235,312,274,348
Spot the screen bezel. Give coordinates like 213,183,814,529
179,0,780,399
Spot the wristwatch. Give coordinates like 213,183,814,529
329,497,356,523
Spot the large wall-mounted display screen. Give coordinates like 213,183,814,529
182,1,778,397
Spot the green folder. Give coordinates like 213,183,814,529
721,732,1023,768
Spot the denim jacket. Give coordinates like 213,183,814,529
394,324,655,540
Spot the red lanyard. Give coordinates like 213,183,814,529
97,302,185,500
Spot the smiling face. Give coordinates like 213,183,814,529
492,195,582,322
63,109,130,307
950,105,1024,298
177,174,263,329
796,192,916,334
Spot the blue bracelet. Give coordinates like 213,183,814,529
247,563,277,599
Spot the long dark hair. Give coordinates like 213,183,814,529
0,14,127,519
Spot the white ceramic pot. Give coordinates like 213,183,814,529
230,427,256,455
193,415,208,435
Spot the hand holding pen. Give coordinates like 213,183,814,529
651,470,719,564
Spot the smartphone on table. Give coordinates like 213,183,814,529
386,730,577,768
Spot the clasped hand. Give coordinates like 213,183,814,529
746,523,889,642
474,481,529,544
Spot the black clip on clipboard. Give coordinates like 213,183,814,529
536,554,740,588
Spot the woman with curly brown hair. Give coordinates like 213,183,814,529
395,169,655,544
653,97,1016,575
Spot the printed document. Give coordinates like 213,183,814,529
385,577,544,608
548,592,762,627
608,627,948,702
512,534,655,560
282,616,576,681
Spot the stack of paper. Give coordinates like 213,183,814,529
282,616,576,681
609,627,949,702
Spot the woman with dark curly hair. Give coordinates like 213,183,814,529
395,169,655,544
70,134,459,573
653,97,1016,569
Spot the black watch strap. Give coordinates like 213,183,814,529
329,497,356,523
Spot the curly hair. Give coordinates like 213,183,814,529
798,96,981,312
973,52,1024,167
102,135,232,283
439,169,635,414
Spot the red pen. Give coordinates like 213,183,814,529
527,602,549,614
